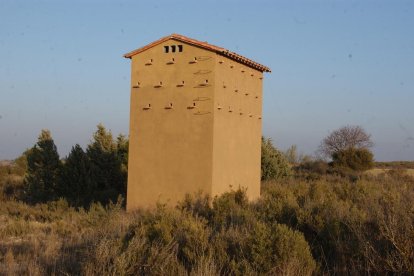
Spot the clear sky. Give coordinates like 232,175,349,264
1,0,413,161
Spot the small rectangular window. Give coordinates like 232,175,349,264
178,45,183,52
164,46,169,53
171,45,176,52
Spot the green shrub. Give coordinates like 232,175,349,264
269,224,316,275
331,147,374,171
261,137,291,181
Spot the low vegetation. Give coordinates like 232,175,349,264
0,126,413,275
1,173,413,275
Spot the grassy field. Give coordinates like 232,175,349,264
1,169,414,275
367,160,414,176
366,168,414,176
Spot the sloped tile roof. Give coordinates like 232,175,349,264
124,33,271,73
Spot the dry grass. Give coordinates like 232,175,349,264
366,168,390,176
0,199,129,276
366,168,414,177
375,161,414,169
407,169,414,176
0,172,413,275
366,161,414,177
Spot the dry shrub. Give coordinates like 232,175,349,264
261,174,414,274
189,254,220,276
81,190,316,275
0,198,127,276
0,175,24,201
270,224,316,276
83,210,189,275
347,178,414,273
182,190,316,275
4,249,16,275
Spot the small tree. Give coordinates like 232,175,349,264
261,137,291,181
25,129,61,203
319,125,373,159
319,125,374,172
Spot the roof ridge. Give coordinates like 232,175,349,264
124,34,271,72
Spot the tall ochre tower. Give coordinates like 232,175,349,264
124,34,271,210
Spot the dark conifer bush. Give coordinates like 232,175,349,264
25,130,61,203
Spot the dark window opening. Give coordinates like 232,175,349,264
164,46,169,53
178,45,183,52
171,45,176,52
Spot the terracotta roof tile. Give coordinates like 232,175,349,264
124,34,271,73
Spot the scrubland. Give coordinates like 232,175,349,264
1,168,414,275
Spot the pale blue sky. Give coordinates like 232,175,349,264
1,0,413,161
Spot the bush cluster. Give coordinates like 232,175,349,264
6,132,292,207
24,125,128,207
